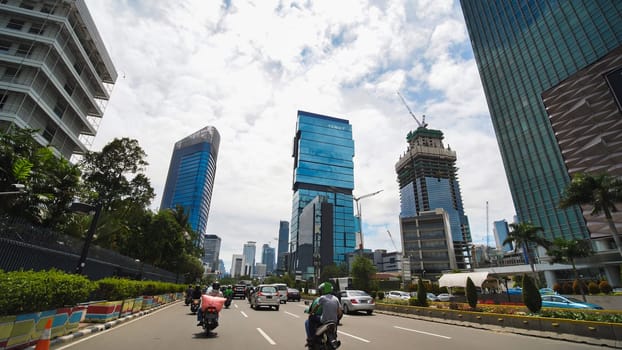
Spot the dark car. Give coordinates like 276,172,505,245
287,288,301,301
232,284,247,299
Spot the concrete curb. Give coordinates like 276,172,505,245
24,301,180,349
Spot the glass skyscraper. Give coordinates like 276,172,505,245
460,1,622,244
290,110,356,277
395,127,472,273
160,126,220,236
203,234,221,273
261,243,275,274
277,220,289,273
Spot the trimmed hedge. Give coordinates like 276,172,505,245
0,269,185,316
0,269,95,315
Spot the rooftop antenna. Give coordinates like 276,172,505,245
397,91,428,128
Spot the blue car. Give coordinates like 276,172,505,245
541,295,603,310
507,287,522,295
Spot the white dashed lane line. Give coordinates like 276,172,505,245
393,326,451,339
257,328,277,345
285,311,300,318
240,311,248,318
337,330,370,343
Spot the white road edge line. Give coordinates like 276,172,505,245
337,330,370,343
55,302,179,349
241,311,249,318
257,327,276,345
285,311,300,318
393,326,452,339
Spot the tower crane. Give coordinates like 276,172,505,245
397,91,427,128
387,230,400,253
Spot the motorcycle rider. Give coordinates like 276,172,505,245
185,285,193,304
197,282,224,326
304,282,341,347
224,285,234,307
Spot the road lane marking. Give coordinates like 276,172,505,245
285,311,300,318
235,304,239,309
257,328,276,345
337,330,370,343
394,326,451,339
241,311,248,318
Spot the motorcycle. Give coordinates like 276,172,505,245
224,296,232,309
201,305,219,335
190,299,200,314
309,322,340,350
185,295,192,306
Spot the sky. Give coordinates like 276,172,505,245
83,0,516,273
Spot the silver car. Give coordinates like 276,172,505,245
340,290,375,315
250,285,280,311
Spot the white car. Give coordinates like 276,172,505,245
386,291,410,300
436,293,453,302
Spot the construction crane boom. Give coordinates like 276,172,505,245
397,91,427,128
387,230,399,252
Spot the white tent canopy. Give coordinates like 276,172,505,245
438,272,493,288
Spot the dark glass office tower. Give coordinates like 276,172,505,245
276,220,289,273
290,110,356,277
161,126,220,236
460,1,622,244
396,127,472,273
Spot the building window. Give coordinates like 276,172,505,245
0,93,7,110
1,67,20,81
605,67,622,112
41,3,56,14
19,1,35,10
16,44,32,57
63,81,75,95
7,19,26,31
29,23,45,35
42,123,56,142
73,61,83,75
0,40,11,52
53,100,67,117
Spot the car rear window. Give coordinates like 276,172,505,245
261,286,277,293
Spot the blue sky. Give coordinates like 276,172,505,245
84,0,516,272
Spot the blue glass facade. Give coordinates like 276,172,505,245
290,111,356,274
161,126,220,236
277,220,289,272
460,1,622,241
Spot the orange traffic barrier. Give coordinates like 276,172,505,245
34,319,52,350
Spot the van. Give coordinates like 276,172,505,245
271,283,288,304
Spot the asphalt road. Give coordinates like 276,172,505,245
53,300,608,350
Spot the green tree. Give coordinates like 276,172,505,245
522,274,542,313
0,128,81,226
350,255,376,292
80,137,154,210
546,238,593,301
503,222,551,285
320,263,349,282
466,276,477,309
559,172,622,257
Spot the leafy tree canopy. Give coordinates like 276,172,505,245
351,255,376,292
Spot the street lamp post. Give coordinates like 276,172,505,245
353,190,383,250
70,202,102,275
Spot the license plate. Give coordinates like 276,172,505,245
205,313,217,320
266,296,272,299
360,300,368,304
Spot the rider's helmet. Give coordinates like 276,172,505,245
318,282,333,295
212,281,220,291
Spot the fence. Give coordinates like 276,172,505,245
0,220,178,282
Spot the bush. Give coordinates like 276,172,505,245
417,279,428,307
562,282,573,294
0,269,95,316
466,277,477,309
522,274,541,313
600,280,613,294
370,291,377,298
573,279,587,295
588,281,600,295
408,297,418,306
377,291,385,300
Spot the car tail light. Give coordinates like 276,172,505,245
257,292,264,296
370,299,375,304
276,292,280,296
351,299,358,304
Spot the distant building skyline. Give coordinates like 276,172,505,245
261,243,275,274
242,241,256,277
277,220,289,273
160,126,220,236
202,234,221,273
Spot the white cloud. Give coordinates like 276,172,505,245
85,0,515,272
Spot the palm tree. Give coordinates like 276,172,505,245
503,222,551,285
546,238,593,301
559,172,622,257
